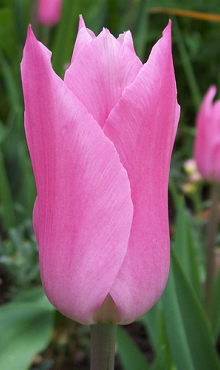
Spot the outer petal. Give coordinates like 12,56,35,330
38,0,63,25
21,27,133,325
104,21,180,324
194,86,220,181
64,27,142,128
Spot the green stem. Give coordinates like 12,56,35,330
90,323,117,370
204,182,220,319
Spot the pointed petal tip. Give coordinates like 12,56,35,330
162,20,172,39
26,24,35,43
201,85,217,111
22,25,35,66
208,85,217,96
78,14,86,30
101,27,111,35
24,25,40,54
117,30,136,53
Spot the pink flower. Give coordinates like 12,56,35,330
21,17,180,325
194,86,220,181
38,0,63,25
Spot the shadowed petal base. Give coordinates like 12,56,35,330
93,294,120,323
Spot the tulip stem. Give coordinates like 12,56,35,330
90,323,117,370
204,182,220,320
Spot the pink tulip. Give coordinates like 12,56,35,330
194,86,220,181
21,16,180,325
38,0,63,25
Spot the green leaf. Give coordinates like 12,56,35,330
0,7,18,59
132,0,149,60
141,300,163,350
172,17,201,111
212,264,220,339
0,50,22,115
0,149,16,229
173,195,202,299
141,301,175,370
162,248,220,370
0,287,55,370
116,326,150,370
51,0,81,76
13,286,53,308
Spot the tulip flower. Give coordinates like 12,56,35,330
21,16,180,326
194,86,220,182
194,86,220,319
38,0,63,25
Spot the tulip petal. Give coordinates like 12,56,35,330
194,86,220,180
71,15,96,63
38,0,63,25
117,30,136,53
64,26,142,128
104,21,180,324
21,27,133,325
211,100,220,179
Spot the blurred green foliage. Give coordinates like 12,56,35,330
0,0,220,369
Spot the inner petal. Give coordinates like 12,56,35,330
64,29,142,128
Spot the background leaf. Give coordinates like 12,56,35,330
0,287,54,370
116,326,150,370
162,248,220,370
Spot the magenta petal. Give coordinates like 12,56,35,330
194,86,220,181
21,27,133,324
104,22,180,324
38,0,63,25
117,31,136,53
64,27,142,128
71,15,95,63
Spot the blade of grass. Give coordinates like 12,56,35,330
162,247,220,370
212,263,220,339
141,300,175,370
12,0,30,45
162,254,194,370
116,326,151,370
132,0,149,60
0,50,22,113
0,149,16,229
174,195,202,298
51,0,81,76
172,16,201,111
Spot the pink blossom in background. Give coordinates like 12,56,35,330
38,0,63,25
194,86,220,182
21,16,180,325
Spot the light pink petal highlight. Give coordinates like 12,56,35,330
65,28,142,128
21,27,133,325
104,21,180,324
